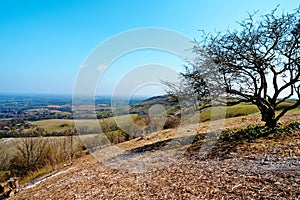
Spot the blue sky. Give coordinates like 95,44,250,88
0,0,299,96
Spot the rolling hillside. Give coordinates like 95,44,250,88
14,110,300,199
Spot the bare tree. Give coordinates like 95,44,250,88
12,138,48,174
0,143,10,170
0,143,11,182
180,6,300,127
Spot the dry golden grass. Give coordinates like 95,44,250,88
14,110,300,199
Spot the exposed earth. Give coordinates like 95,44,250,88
15,112,300,199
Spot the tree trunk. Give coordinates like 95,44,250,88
265,118,277,128
260,107,277,128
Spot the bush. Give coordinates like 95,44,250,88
59,123,70,128
100,119,119,133
163,116,180,129
105,130,132,144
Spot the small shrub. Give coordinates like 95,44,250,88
163,116,180,129
105,130,132,144
59,123,70,128
100,119,119,133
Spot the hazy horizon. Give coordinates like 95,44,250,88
0,92,163,100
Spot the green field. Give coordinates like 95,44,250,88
185,103,259,124
31,119,74,132
31,114,139,133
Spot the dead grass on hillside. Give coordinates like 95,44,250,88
15,111,300,199
15,131,300,199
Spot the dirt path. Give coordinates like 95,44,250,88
21,167,77,191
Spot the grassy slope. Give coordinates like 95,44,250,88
15,110,300,199
5,98,300,196
31,114,139,133
32,101,300,133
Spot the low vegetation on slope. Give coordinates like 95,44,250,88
188,121,300,159
14,118,300,199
